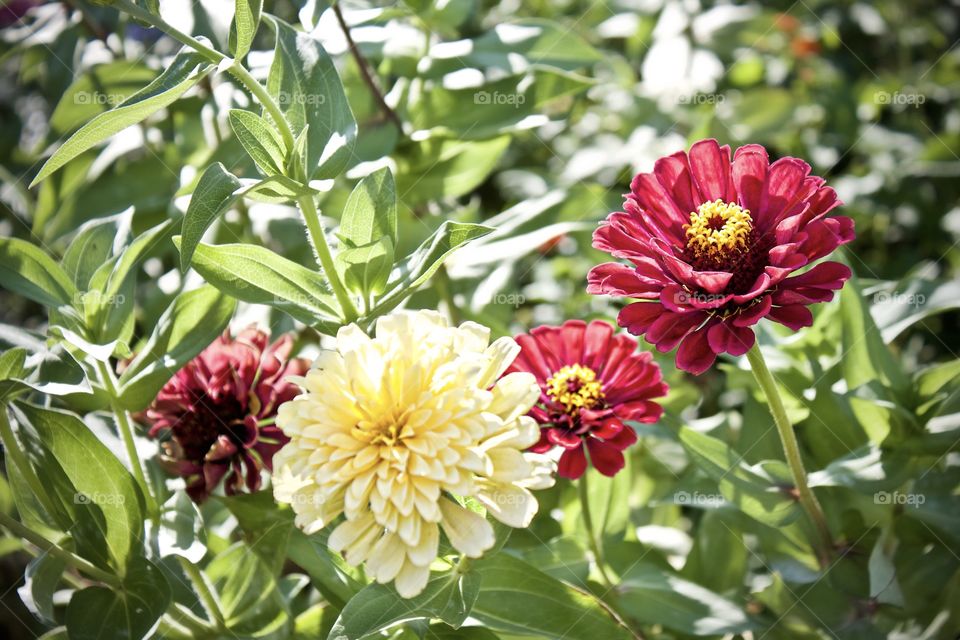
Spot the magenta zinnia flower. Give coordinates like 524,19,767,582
504,320,668,479
587,139,854,374
146,327,308,502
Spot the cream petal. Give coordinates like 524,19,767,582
329,514,376,554
487,372,540,424
476,336,522,388
367,533,406,583
476,484,538,528
439,498,494,558
485,447,533,482
394,560,431,598
405,522,440,567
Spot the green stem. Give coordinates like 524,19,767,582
0,407,61,520
436,265,461,325
112,0,295,150
0,511,121,587
95,361,159,522
178,558,227,632
745,344,833,566
578,473,615,589
298,195,358,322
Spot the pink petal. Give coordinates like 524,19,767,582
675,325,717,375
768,304,814,330
558,446,587,479
586,438,627,477
688,139,735,202
707,322,756,357
732,145,769,217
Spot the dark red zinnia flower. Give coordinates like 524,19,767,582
504,320,668,479
145,327,308,503
587,139,855,374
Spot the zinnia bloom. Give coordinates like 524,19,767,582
587,139,854,374
272,310,555,598
146,327,308,503
504,320,667,479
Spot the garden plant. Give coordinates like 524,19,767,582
0,0,959,638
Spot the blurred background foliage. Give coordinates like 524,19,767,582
1,0,959,638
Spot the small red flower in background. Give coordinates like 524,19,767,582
504,320,668,479
587,139,854,374
145,327,308,503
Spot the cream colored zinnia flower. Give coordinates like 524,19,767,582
272,310,555,598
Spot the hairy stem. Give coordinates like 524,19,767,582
298,195,358,322
745,344,833,566
0,511,121,587
96,361,159,522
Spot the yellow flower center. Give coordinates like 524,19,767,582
545,364,604,414
684,200,753,263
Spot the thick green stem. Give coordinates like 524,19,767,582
578,473,615,589
178,557,227,632
95,361,159,522
0,407,61,520
745,344,833,565
298,195,358,322
112,0,295,150
0,511,121,587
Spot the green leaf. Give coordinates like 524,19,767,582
18,553,67,625
678,427,801,527
219,491,293,575
50,62,156,134
470,552,633,640
423,18,602,76
617,564,755,636
31,49,212,186
0,347,28,382
840,277,908,393
242,175,317,203
229,0,263,60
155,492,207,563
337,237,394,299
13,402,144,573
374,222,493,314
266,17,357,179
340,167,398,247
396,137,510,205
870,278,960,342
228,109,287,176
328,569,481,640
205,542,292,637
286,529,363,610
179,163,243,271
0,237,76,308
117,285,235,411
179,240,341,331
61,208,133,290
65,557,171,640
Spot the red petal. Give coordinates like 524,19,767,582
558,447,587,479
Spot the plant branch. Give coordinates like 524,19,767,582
178,557,227,632
745,344,833,566
298,195,359,322
332,1,402,130
112,0,295,149
578,472,615,589
0,511,121,587
95,360,160,522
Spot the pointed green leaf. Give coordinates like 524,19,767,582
180,163,243,271
117,285,236,411
266,16,357,179
340,167,398,247
32,50,212,186
0,237,76,308
229,0,263,60
228,109,287,176
178,240,341,332
337,236,394,298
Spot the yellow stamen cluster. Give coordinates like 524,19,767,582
546,364,604,414
684,199,753,262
